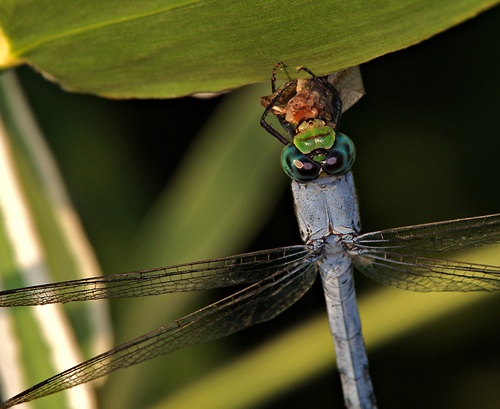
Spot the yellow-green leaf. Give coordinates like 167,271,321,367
0,0,496,97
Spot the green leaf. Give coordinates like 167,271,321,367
0,0,496,98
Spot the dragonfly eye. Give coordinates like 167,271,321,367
321,133,356,175
281,144,321,182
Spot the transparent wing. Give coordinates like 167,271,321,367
354,214,500,254
326,65,365,113
352,251,499,292
0,246,311,306
0,259,318,408
348,214,500,292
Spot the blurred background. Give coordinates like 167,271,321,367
6,6,499,409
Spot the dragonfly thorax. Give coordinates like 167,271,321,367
291,172,361,243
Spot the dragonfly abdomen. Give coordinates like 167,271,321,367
319,240,377,409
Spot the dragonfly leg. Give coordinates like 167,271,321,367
260,79,298,144
270,61,286,93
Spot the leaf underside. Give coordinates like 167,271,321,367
0,0,496,98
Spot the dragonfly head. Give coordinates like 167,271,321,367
281,118,356,182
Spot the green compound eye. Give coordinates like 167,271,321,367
322,133,356,176
281,144,321,182
281,133,355,182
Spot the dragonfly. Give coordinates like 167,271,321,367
0,66,499,409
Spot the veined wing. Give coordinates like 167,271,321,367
353,214,500,254
351,251,499,292
326,65,365,113
347,214,500,292
0,245,311,306
0,258,318,408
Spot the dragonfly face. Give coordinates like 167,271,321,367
281,119,356,182
260,64,360,182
